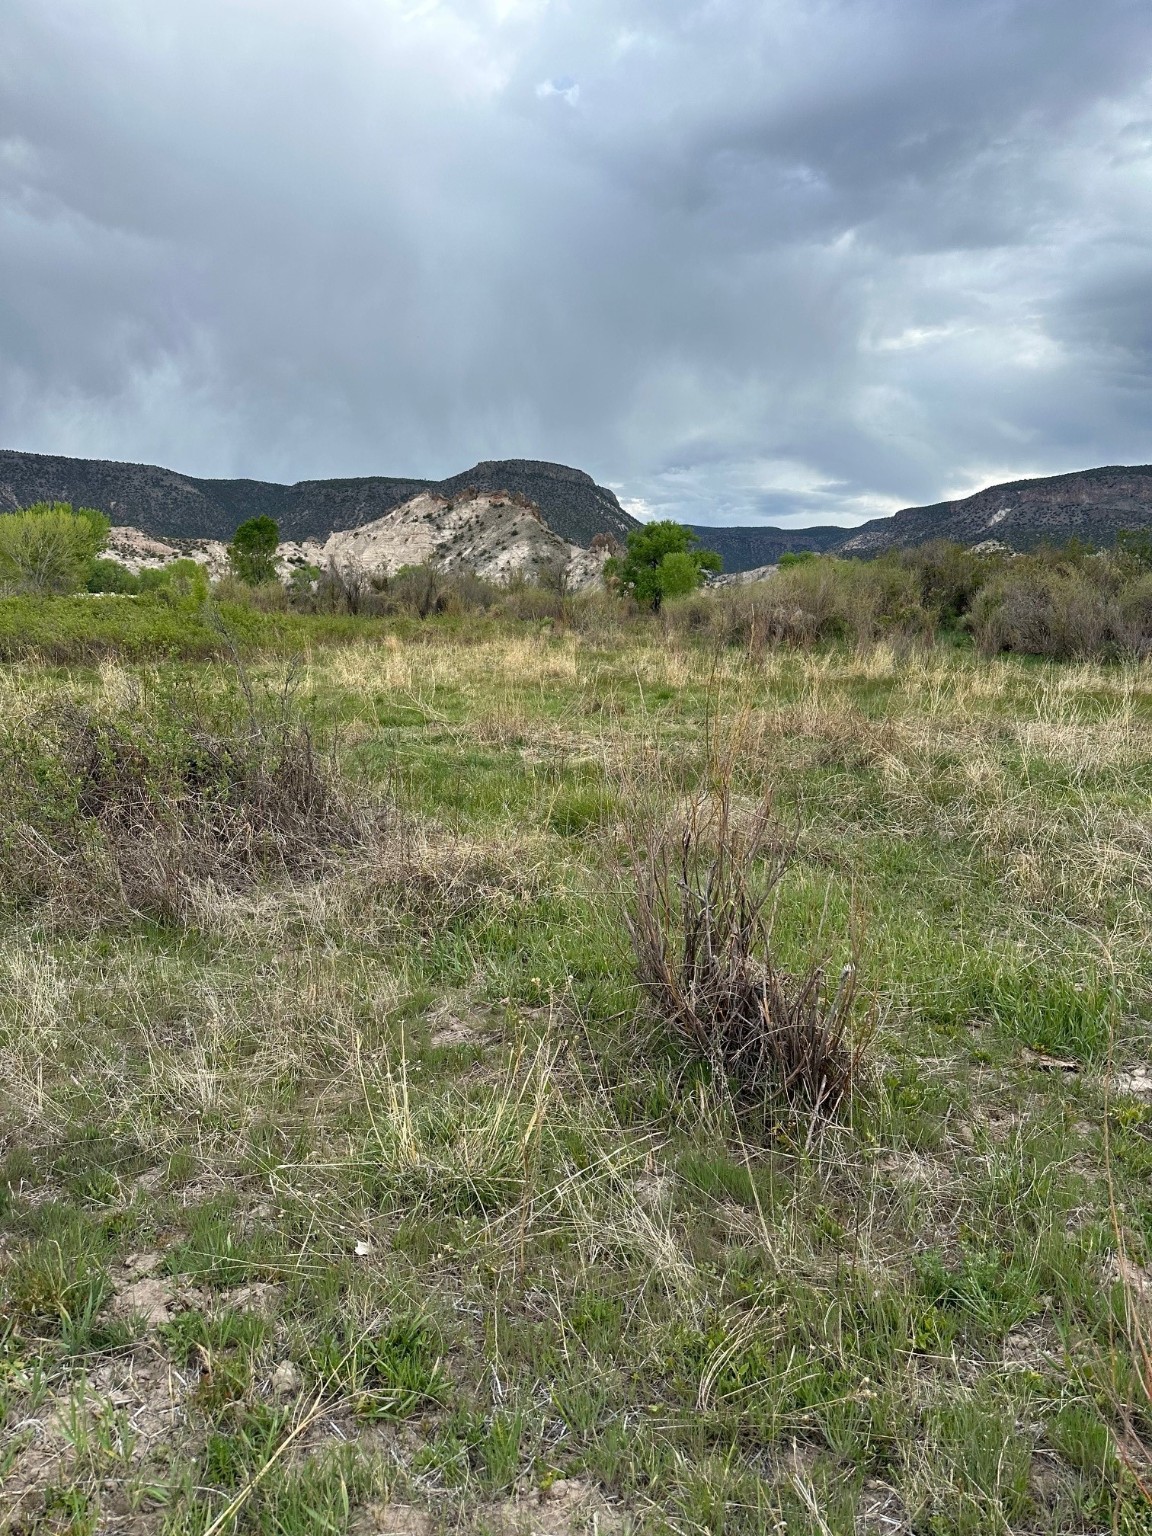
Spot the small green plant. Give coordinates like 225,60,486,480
309,1317,445,1419
914,1245,1040,1336
985,966,1118,1061
165,1206,268,1288
203,1401,290,1488
161,1308,269,1365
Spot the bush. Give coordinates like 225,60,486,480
622,782,866,1116
87,558,141,595
896,541,1005,626
139,558,211,607
0,682,377,923
0,502,110,595
969,561,1143,660
214,572,289,611
661,557,930,650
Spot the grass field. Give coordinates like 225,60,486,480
3,611,1152,1533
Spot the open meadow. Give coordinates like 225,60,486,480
3,605,1152,1534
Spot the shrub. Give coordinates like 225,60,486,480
896,540,1005,626
138,557,211,606
213,572,289,611
622,782,866,1116
969,565,1133,660
0,682,376,923
661,557,930,650
87,558,141,595
0,502,109,595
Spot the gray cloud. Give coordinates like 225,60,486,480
2,0,1151,524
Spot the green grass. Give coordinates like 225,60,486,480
1,626,1151,1531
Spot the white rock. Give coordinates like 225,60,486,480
270,1360,302,1397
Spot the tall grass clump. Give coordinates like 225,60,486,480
622,780,866,1117
663,555,932,650
0,679,375,924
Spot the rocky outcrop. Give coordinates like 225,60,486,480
323,490,606,589
99,489,606,590
102,526,325,583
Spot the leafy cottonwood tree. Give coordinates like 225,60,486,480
0,503,110,595
227,516,280,586
605,520,721,610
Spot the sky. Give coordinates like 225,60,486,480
2,1,1152,527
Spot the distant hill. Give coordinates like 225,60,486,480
323,489,606,590
0,450,638,549
688,524,847,571
835,465,1152,555
697,465,1152,570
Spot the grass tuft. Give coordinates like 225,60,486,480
623,779,867,1118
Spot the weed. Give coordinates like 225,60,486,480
624,780,867,1116
308,1316,446,1419
0,682,375,923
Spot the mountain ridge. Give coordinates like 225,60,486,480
4,449,1152,571
692,464,1152,569
0,450,638,550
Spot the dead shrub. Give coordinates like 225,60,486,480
0,684,375,924
622,784,866,1117
969,569,1131,660
364,826,544,935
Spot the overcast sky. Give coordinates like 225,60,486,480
3,1,1151,526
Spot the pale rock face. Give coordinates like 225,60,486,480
102,529,323,583
104,526,183,573
709,563,778,586
323,491,607,590
100,491,607,590
274,540,326,581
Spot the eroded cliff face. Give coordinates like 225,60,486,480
836,466,1152,554
100,489,607,590
321,490,606,589
103,526,325,583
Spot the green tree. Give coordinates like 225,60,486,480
0,502,109,595
605,520,721,611
227,515,280,586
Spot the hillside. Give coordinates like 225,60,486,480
0,450,637,549
836,463,1152,556
698,465,1152,570
322,490,605,589
688,523,846,571
7,449,1152,572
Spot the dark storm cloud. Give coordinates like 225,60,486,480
2,0,1151,523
